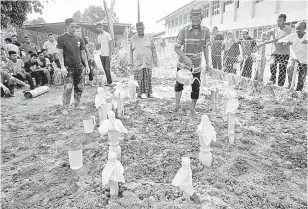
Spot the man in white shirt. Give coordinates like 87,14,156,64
278,21,307,91
96,22,114,86
42,33,59,55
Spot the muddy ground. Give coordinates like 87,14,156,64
1,47,307,209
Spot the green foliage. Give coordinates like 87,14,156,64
24,17,46,25
72,5,118,23
1,0,44,28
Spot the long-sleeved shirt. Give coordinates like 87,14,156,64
129,34,158,70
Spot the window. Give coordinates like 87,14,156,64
203,4,209,18
254,29,258,38
238,0,249,8
224,0,234,12
212,1,220,15
184,13,188,24
179,15,182,25
175,18,178,27
172,19,174,28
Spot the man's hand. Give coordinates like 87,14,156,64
257,43,265,48
85,66,90,74
2,86,10,94
183,56,193,68
61,66,68,77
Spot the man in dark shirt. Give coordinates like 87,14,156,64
57,18,90,115
11,35,21,47
210,26,224,70
238,29,257,78
24,53,48,87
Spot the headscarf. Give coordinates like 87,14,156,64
224,30,236,51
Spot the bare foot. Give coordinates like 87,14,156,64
173,106,182,114
190,108,197,116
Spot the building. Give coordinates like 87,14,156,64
22,22,131,48
157,0,307,43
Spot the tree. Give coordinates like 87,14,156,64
1,1,44,28
72,10,82,22
82,5,107,22
25,17,46,25
71,5,119,23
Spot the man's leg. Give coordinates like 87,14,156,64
211,54,217,69
31,72,40,87
277,55,289,87
174,68,184,111
74,68,85,107
42,69,51,85
270,54,279,84
147,68,153,96
190,72,201,115
286,64,294,88
100,56,112,84
88,60,94,82
217,54,222,70
62,70,74,112
25,73,35,90
134,69,143,97
296,63,307,91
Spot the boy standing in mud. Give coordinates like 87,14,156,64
57,18,90,115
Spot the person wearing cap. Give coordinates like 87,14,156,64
96,22,114,86
258,14,292,86
210,26,224,70
57,17,90,115
174,7,210,115
128,22,158,98
237,29,257,78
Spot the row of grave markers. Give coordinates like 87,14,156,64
73,77,239,200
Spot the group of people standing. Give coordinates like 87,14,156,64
209,14,307,92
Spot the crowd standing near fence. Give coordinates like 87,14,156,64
0,10,306,114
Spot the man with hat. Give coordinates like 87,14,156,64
57,17,90,115
174,6,210,115
96,22,114,86
128,21,158,98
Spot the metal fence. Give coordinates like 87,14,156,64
207,40,307,93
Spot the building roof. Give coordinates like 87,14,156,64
24,22,131,35
156,0,196,22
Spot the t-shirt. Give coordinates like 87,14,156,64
13,41,21,47
97,31,112,56
266,26,292,55
1,71,12,84
279,33,308,64
24,60,39,73
6,43,19,54
211,33,224,55
19,43,38,55
7,59,24,75
37,57,51,68
238,37,257,56
57,33,85,68
43,40,59,55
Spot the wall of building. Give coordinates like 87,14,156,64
161,0,307,39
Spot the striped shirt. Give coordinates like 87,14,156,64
175,25,210,73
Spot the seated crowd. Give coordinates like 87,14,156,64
1,35,63,97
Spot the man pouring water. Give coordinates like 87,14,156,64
174,7,210,115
